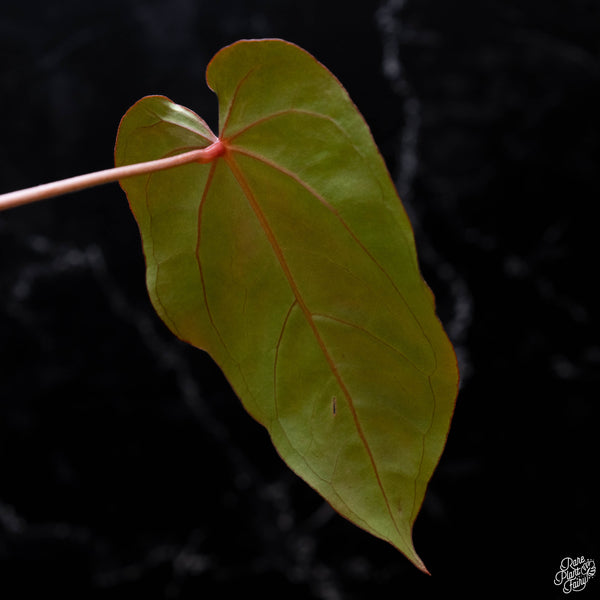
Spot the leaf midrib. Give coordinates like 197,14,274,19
221,147,407,546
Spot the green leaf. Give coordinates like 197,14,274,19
115,39,458,571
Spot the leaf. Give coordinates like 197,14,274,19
115,39,458,571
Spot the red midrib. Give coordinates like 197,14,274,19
223,147,401,536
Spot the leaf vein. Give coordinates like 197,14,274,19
144,105,217,144
231,147,438,374
220,66,260,138
312,312,433,378
195,160,238,362
273,300,297,422
224,151,408,546
225,108,339,141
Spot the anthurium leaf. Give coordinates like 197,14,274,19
115,39,458,572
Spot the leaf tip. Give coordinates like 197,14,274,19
415,557,431,576
403,543,430,575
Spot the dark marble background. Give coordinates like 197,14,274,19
1,1,598,598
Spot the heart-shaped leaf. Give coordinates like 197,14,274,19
115,39,458,571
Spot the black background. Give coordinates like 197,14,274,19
1,1,598,598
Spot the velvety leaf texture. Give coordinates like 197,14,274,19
115,39,458,572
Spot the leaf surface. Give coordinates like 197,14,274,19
115,39,458,571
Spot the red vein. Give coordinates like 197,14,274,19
410,376,438,524
195,159,227,349
313,312,433,381
225,108,337,142
220,67,259,138
144,104,217,143
224,149,403,542
136,116,216,145
144,170,181,339
229,146,437,372
270,301,382,534
135,143,224,344
273,300,298,421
